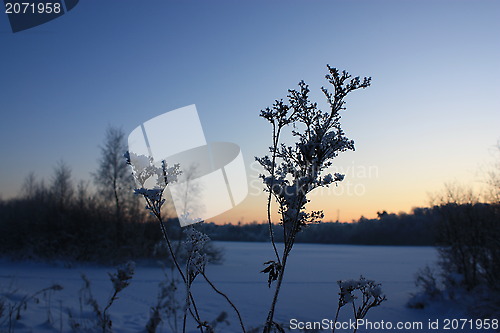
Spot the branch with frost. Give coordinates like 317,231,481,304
126,152,245,333
333,276,386,333
184,226,247,333
125,153,204,332
257,65,371,333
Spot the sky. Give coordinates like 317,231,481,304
0,0,499,224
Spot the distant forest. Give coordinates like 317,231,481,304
198,209,439,246
1,127,498,263
1,184,498,263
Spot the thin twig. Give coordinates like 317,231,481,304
267,122,282,265
144,191,203,333
332,302,341,333
200,271,246,333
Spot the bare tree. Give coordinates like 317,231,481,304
51,160,74,209
485,140,500,203
93,126,135,242
22,172,48,202
429,182,480,206
21,172,37,200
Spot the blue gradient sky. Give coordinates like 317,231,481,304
1,0,499,223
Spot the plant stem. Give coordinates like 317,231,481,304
263,253,290,333
102,289,119,332
267,122,282,265
332,304,341,333
157,216,203,333
352,301,358,333
142,188,204,332
201,271,246,333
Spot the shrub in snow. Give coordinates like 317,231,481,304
413,185,500,317
256,65,371,332
407,266,442,309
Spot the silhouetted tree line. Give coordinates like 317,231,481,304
0,127,221,264
0,166,224,264
2,161,495,262
0,172,450,263
174,202,498,250
196,208,438,246
0,169,160,263
0,126,498,277
0,167,500,260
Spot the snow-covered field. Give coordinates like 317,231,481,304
0,242,492,332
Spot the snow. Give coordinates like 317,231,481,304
0,242,493,332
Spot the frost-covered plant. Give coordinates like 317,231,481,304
184,226,246,332
0,283,63,330
205,311,231,332
69,262,134,333
126,153,245,332
184,226,210,278
256,65,371,332
334,276,386,333
106,261,135,310
182,226,209,331
146,266,183,333
153,237,224,267
42,283,61,326
125,153,206,330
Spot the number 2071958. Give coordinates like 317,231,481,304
5,2,62,14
